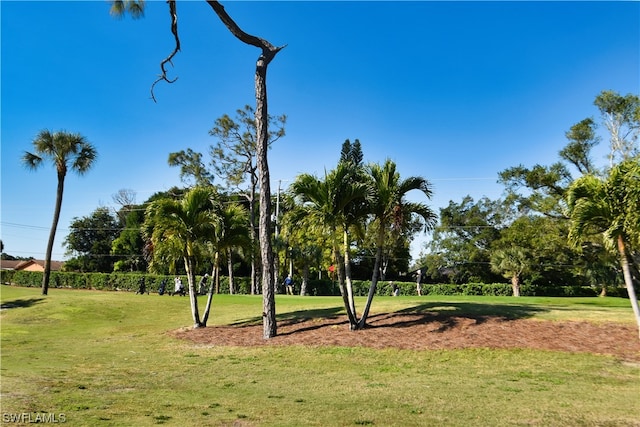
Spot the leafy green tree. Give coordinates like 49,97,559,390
168,148,215,187
208,105,286,295
424,196,506,284
559,118,600,175
500,91,639,217
490,215,581,288
112,0,284,338
358,159,436,328
280,193,331,295
111,206,146,272
22,129,97,295
499,116,602,218
566,158,640,336
499,162,573,218
63,207,120,272
593,90,639,166
340,139,363,166
144,187,220,328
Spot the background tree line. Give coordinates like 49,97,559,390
14,90,640,333
35,91,638,304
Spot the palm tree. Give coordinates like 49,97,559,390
490,247,530,297
144,187,220,328
291,162,370,329
111,0,284,339
210,202,250,294
566,158,640,337
279,198,326,296
22,130,97,295
200,201,249,325
358,159,437,328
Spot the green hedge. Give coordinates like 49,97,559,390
5,271,175,293
1,270,610,298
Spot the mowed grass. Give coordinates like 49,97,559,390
1,285,638,426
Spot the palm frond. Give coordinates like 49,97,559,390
110,0,145,19
21,152,43,170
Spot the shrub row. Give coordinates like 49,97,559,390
2,270,616,298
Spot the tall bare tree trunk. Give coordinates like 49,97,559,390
42,171,66,295
256,54,277,339
206,0,284,338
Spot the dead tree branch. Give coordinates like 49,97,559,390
206,1,286,63
151,0,181,102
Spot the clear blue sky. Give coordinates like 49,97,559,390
2,1,639,263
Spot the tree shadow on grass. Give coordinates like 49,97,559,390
363,301,550,332
226,301,549,336
230,306,345,331
0,297,45,310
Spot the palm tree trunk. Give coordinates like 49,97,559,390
227,248,235,294
358,244,383,330
380,252,389,282
511,274,521,297
617,236,640,338
184,255,202,328
343,229,358,330
249,192,258,295
202,251,219,326
42,172,66,295
300,262,309,296
334,246,357,327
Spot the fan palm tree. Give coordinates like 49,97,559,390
490,247,530,297
291,162,370,329
358,159,437,328
22,130,97,295
566,158,640,337
144,187,220,328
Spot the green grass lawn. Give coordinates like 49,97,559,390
1,285,638,426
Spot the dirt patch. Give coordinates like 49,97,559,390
171,312,640,362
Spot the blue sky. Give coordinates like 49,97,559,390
1,1,639,263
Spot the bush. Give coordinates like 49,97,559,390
4,271,617,298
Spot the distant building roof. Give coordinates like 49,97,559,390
0,259,24,270
12,259,65,272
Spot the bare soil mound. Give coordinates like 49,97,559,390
172,312,640,362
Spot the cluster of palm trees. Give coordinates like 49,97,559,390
140,155,438,331
289,158,438,330
142,188,250,328
21,127,639,337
